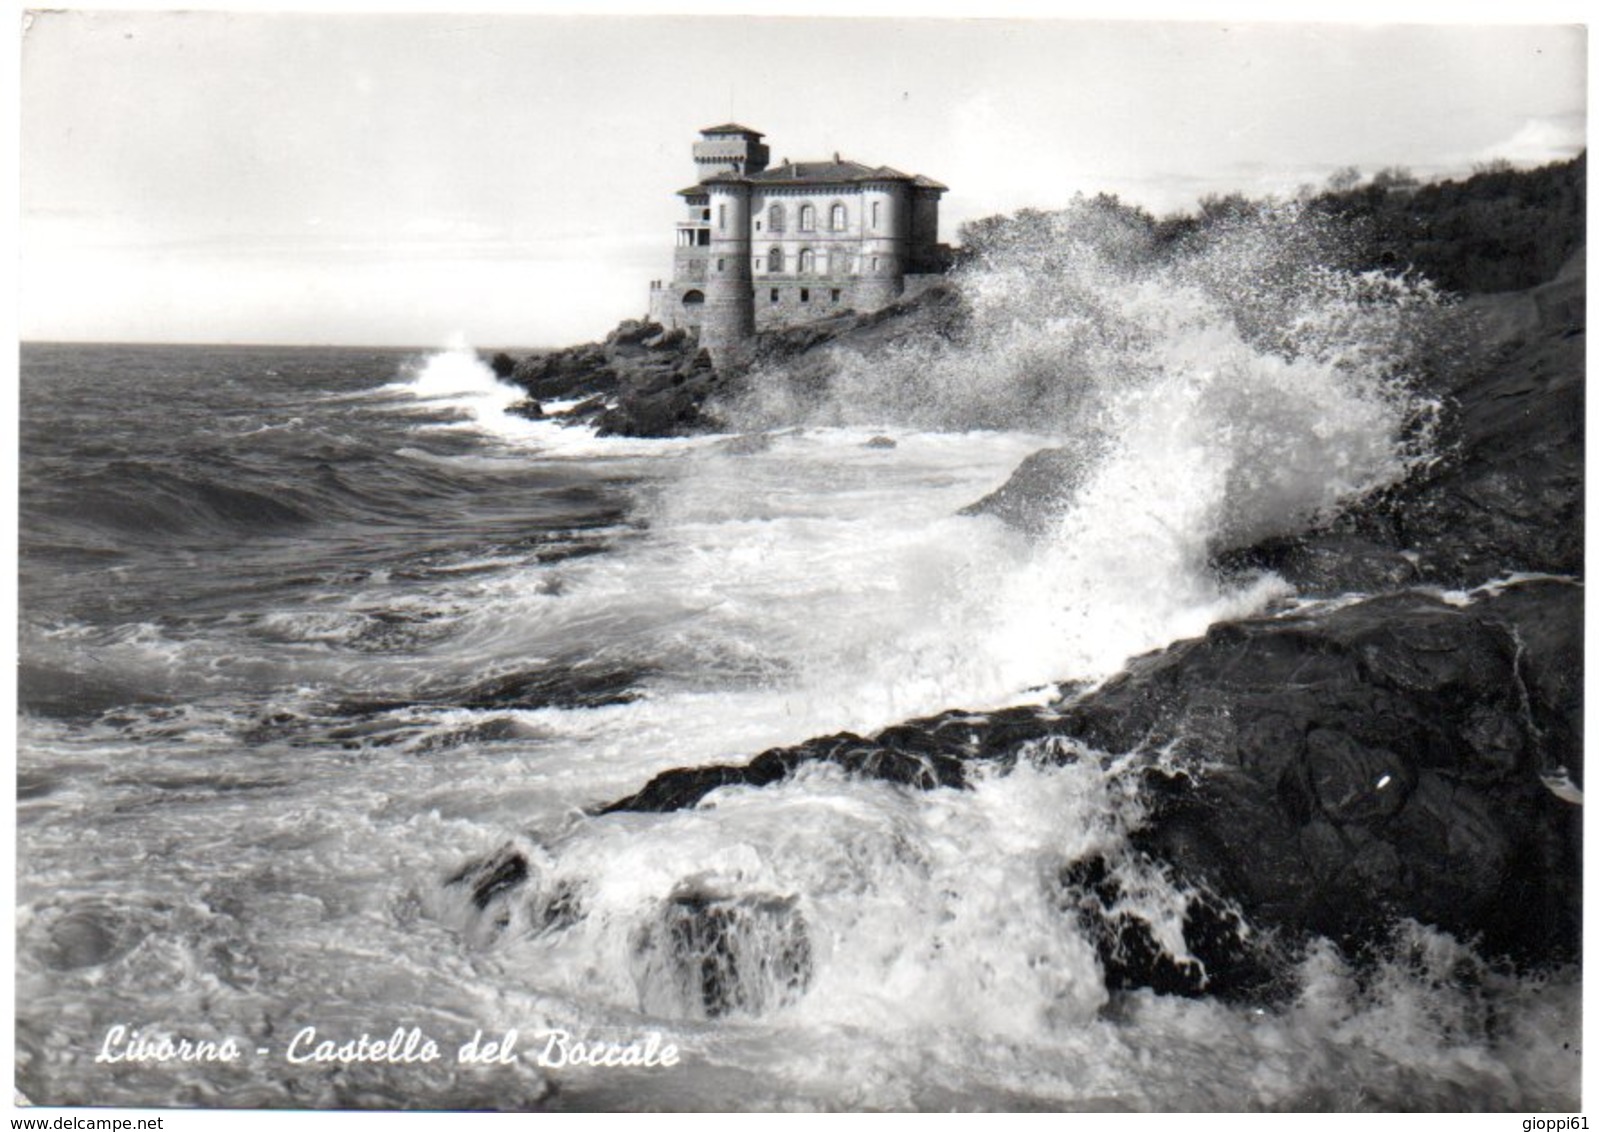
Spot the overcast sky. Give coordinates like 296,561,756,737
18,8,1587,347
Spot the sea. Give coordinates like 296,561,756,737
14,220,1583,1110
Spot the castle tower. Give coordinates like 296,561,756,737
692,124,770,181
851,179,910,310
700,179,755,363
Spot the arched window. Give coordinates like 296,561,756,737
799,248,815,275
768,247,783,273
768,204,785,233
830,203,847,231
799,204,815,231
682,290,705,306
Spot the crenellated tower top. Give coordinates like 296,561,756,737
692,123,770,181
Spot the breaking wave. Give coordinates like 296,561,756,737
730,198,1456,553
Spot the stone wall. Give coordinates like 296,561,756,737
753,279,856,328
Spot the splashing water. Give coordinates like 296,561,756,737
694,202,1457,692
18,206,1563,1111
388,339,543,443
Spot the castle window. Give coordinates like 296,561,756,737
697,229,710,246
799,249,814,274
799,204,815,231
800,288,810,303
768,247,783,273
831,289,841,302
830,203,846,231
871,256,879,271
717,258,725,271
718,205,726,231
871,201,881,228
702,209,711,221
768,204,785,233
770,289,779,303
755,220,762,232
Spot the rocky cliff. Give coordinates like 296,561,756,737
496,285,967,438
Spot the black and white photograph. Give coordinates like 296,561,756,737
13,5,1588,1114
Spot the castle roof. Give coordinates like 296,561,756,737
678,160,947,195
699,122,765,138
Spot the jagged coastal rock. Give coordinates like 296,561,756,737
578,250,1583,997
1215,251,1585,594
499,284,966,437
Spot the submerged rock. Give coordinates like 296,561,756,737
447,846,529,912
1060,854,1289,1001
443,844,585,949
630,885,813,1019
960,440,1104,535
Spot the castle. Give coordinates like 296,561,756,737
647,123,949,360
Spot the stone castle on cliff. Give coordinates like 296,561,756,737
647,123,949,358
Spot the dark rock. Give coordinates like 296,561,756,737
1055,585,1582,963
961,441,1105,535
596,704,1069,817
1061,854,1288,1001
446,846,529,911
1303,728,1414,823
1228,251,1584,593
1212,534,1421,596
864,435,897,449
509,344,618,402
553,395,609,423
643,328,688,349
501,318,717,438
594,349,724,438
453,663,646,710
487,351,517,379
604,318,659,352
337,662,648,716
443,845,587,949
630,885,813,1018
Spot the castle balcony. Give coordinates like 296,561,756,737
675,222,712,248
